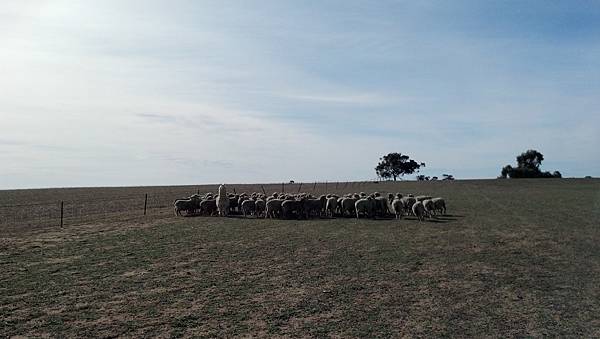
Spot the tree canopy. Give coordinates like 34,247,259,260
375,153,425,181
499,149,561,179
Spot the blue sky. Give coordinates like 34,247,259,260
1,1,599,189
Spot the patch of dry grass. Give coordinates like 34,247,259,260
1,179,599,337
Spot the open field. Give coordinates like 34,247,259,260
1,179,599,337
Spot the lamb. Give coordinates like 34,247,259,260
216,184,230,217
355,197,375,219
266,199,283,218
325,196,338,218
255,199,266,218
241,199,256,218
412,201,426,221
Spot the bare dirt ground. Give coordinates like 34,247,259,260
1,179,599,337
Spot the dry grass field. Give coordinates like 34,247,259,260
1,179,599,337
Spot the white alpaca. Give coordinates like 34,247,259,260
217,184,230,217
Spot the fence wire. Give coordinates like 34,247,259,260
0,182,369,229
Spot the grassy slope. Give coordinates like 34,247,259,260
1,179,599,337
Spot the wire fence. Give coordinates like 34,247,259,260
0,181,376,229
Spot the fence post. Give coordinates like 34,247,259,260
60,201,64,227
297,182,303,193
325,181,328,194
313,182,317,191
261,185,266,195
143,194,148,215
233,188,237,194
281,182,284,193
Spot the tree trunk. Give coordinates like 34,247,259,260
393,175,397,181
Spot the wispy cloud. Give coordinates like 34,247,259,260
1,1,599,188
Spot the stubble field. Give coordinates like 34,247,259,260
1,179,599,337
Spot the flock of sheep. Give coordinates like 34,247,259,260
174,185,447,221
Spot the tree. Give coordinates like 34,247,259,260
375,153,425,181
499,149,561,179
516,149,544,170
416,175,430,181
442,174,455,180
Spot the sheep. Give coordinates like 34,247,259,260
216,184,230,217
391,198,404,219
412,201,426,221
340,197,357,217
228,194,239,214
173,198,196,216
304,198,322,219
318,195,327,215
281,199,303,219
241,199,256,218
432,197,446,215
415,195,432,202
423,199,435,218
401,196,417,215
199,199,217,216
255,198,266,218
355,197,375,219
266,199,283,218
325,196,338,218
374,196,390,217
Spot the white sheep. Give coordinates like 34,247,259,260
355,197,375,219
391,198,404,219
266,199,283,218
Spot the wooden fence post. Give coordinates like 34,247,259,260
60,201,64,227
297,182,303,193
325,181,328,193
143,194,148,215
313,182,317,191
281,182,284,193
261,185,266,195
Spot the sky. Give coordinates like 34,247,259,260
1,1,599,189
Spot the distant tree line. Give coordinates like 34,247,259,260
499,149,561,179
416,174,454,181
